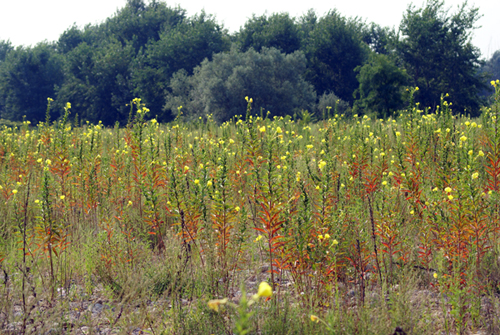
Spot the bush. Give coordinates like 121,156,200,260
164,46,317,122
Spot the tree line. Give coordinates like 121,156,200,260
0,0,498,125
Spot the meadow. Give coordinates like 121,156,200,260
0,83,500,334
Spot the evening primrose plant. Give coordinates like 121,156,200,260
207,282,273,335
2,92,500,333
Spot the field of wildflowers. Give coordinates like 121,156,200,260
0,82,499,334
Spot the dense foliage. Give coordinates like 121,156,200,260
165,47,316,122
0,0,497,124
480,50,500,98
397,0,486,114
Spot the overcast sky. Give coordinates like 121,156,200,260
1,0,498,59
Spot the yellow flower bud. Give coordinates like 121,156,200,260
256,282,272,298
207,298,228,312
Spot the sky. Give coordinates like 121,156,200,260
0,0,498,59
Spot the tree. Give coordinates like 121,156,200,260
164,47,316,122
0,43,64,123
398,0,485,114
480,50,500,99
57,25,85,54
0,40,12,62
303,10,368,104
354,53,409,117
100,0,186,52
131,12,230,121
235,13,301,55
56,39,135,125
298,9,318,40
362,23,397,55
54,0,189,124
0,40,13,116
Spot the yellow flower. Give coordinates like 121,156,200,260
259,126,266,133
60,195,65,200
207,298,228,312
448,194,454,200
12,189,18,194
184,165,189,172
254,235,263,242
445,187,452,193
207,180,213,187
324,234,330,239
331,239,339,246
234,206,240,212
128,200,133,206
478,150,484,157
276,126,282,134
459,136,467,142
395,132,401,137
318,235,324,240
433,272,438,279
194,179,200,185
318,160,327,170
256,282,272,298
472,172,479,180
310,315,319,323
306,144,313,149
35,199,40,204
